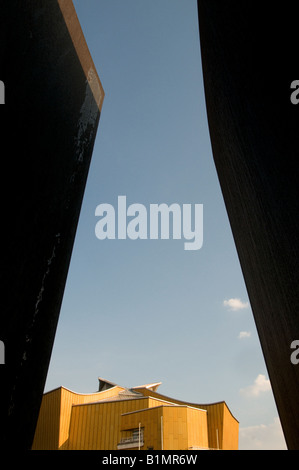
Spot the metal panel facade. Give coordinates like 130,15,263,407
33,380,238,450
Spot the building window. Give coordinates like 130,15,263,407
132,428,143,442
117,427,144,450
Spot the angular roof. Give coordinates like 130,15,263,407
132,382,162,392
98,377,119,392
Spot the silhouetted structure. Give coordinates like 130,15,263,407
0,0,104,449
197,1,299,449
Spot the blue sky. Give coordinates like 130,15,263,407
45,0,287,450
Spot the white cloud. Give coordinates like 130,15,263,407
238,331,251,339
223,298,249,311
240,374,271,397
239,417,287,450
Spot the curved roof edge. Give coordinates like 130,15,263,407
43,384,124,397
132,387,239,423
42,378,238,423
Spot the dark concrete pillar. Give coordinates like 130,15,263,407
197,1,299,449
0,0,104,449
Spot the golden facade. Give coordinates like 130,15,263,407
32,378,238,450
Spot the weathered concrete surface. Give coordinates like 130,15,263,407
0,0,104,449
197,1,299,449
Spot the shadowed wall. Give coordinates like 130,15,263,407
0,0,104,449
197,1,299,449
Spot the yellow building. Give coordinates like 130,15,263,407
32,377,238,450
